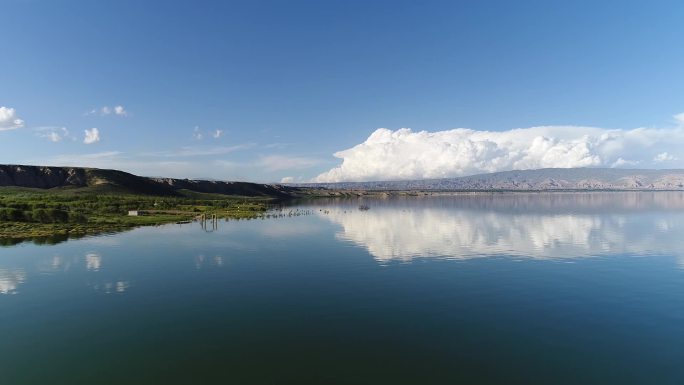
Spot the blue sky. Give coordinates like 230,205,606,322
2,0,684,182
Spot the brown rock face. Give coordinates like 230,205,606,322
0,164,301,197
0,165,88,188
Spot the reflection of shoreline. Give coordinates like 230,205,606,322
0,221,199,248
304,191,684,215
317,195,684,263
0,229,123,248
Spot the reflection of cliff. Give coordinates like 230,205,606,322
321,206,684,263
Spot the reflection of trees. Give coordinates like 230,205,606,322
0,233,71,247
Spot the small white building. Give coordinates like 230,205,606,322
128,210,139,216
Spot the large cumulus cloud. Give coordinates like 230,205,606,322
314,118,684,182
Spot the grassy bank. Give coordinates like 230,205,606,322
0,187,273,244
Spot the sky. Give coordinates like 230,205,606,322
2,0,684,183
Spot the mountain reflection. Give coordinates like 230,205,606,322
316,193,684,263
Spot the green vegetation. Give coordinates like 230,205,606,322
0,187,274,245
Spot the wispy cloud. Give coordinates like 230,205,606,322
257,155,321,172
21,142,319,182
36,127,70,142
49,151,122,163
143,144,255,157
33,152,245,180
87,105,128,117
263,142,293,149
192,127,224,140
654,152,677,162
192,126,203,140
0,106,25,131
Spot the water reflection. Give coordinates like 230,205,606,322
2,192,683,296
316,193,684,263
0,252,117,295
92,280,130,294
195,254,226,269
85,253,102,271
0,269,26,295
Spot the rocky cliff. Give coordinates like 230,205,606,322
0,165,88,189
0,165,299,198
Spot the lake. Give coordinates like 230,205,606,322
2,192,684,384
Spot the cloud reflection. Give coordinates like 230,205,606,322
0,269,27,295
92,281,130,294
317,194,684,263
195,254,226,269
85,253,102,271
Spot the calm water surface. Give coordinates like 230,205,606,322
2,192,684,384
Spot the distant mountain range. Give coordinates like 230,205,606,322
3,165,684,195
296,168,684,191
0,165,299,198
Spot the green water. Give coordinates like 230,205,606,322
1,192,684,384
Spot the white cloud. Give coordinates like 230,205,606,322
318,198,684,263
213,129,223,139
47,132,62,142
88,105,128,117
654,152,677,162
281,176,295,183
0,106,25,131
83,128,100,144
315,123,684,182
113,105,127,116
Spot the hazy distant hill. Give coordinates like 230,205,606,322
5,165,684,195
297,168,684,191
0,165,299,198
